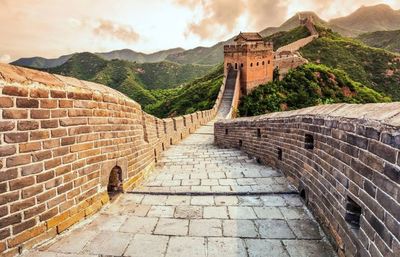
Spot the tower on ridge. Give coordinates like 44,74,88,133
223,32,274,95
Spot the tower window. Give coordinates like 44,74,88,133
262,61,265,65
268,60,271,64
250,63,253,67
257,62,259,66
304,134,314,150
278,148,282,160
257,128,261,138
345,196,362,229
239,140,243,148
235,63,238,69
225,128,228,135
241,63,243,68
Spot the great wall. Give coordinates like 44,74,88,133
0,17,399,257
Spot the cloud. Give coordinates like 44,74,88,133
0,54,11,63
179,0,246,40
92,19,140,43
247,0,289,30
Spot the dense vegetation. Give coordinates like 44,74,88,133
357,30,400,53
264,26,311,50
300,26,400,100
238,63,390,116
145,65,224,117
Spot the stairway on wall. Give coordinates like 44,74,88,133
216,69,237,119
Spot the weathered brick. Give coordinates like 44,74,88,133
0,121,15,131
2,86,28,97
70,142,92,152
50,90,66,98
0,96,13,108
40,99,57,108
7,224,46,248
383,163,400,183
6,154,31,167
30,109,50,119
53,146,69,157
22,185,43,198
41,119,58,129
36,170,54,183
39,207,58,222
60,118,87,126
21,163,43,176
68,126,91,135
0,169,18,182
30,88,49,98
17,120,39,130
346,133,368,149
9,176,35,190
16,98,39,108
43,139,60,149
36,189,56,203
19,142,41,153
369,140,397,164
51,128,67,138
0,228,10,240
45,157,61,170
30,130,50,140
59,99,73,108
0,191,19,205
0,214,22,229
68,91,92,100
32,150,52,161
0,145,16,157
12,218,36,235
377,189,400,221
51,109,67,118
24,204,46,219
3,109,28,119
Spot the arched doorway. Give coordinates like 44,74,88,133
108,166,123,201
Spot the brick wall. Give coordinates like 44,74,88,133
0,63,223,256
215,103,400,257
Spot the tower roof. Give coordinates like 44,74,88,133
234,32,263,42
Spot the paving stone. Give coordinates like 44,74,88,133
182,179,200,186
132,204,151,216
174,205,202,219
219,178,237,186
211,185,232,192
223,219,258,238
208,172,226,179
166,195,190,205
288,220,322,239
48,228,97,253
84,231,131,256
124,234,168,257
142,195,168,205
260,195,287,206
191,196,214,205
165,237,206,257
25,252,97,257
147,205,175,218
283,195,304,207
191,185,211,192
256,220,295,239
154,218,188,236
284,240,337,257
207,237,247,257
236,178,257,185
119,216,158,234
87,214,127,231
203,206,228,219
246,239,289,257
189,219,222,237
214,196,238,205
191,173,209,179
228,206,257,219
162,180,181,186
280,207,309,220
253,207,283,219
201,179,219,186
238,196,263,206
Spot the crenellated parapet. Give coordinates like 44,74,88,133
215,103,400,257
0,63,224,256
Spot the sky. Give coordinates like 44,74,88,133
0,0,399,62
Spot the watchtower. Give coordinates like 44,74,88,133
224,32,274,95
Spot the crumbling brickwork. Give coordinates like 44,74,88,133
0,63,223,256
215,103,400,257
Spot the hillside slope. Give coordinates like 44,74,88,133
357,30,400,53
11,48,185,69
329,4,400,36
239,64,389,116
299,26,400,100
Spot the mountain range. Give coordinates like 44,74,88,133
11,4,400,69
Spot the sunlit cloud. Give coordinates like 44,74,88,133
92,19,140,43
0,54,11,63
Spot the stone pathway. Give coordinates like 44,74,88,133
24,121,337,257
